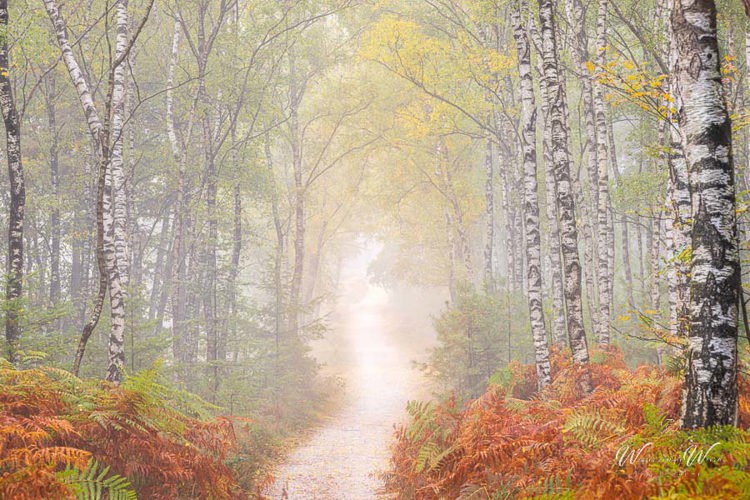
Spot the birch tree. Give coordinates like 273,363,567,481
44,0,153,383
0,0,25,363
592,0,613,345
537,0,591,387
672,0,740,428
512,0,550,389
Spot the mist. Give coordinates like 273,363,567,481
1,1,749,499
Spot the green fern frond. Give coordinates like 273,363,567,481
58,459,137,500
643,403,671,436
562,409,625,448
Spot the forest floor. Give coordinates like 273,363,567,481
266,246,441,499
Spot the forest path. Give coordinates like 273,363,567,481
267,246,440,499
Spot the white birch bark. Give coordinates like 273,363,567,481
537,0,591,388
666,18,691,337
530,15,567,346
593,0,613,344
565,0,602,337
111,0,130,295
483,137,495,290
673,0,740,428
513,0,551,389
0,0,25,362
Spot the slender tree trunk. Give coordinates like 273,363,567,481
266,134,285,359
224,182,242,363
565,0,602,337
537,0,591,384
446,210,458,304
593,0,613,344
203,128,219,395
45,0,109,376
650,209,662,313
288,46,305,337
0,0,25,362
497,138,525,292
165,19,196,364
673,0,740,428
531,17,567,346
483,137,495,291
46,75,61,307
111,0,130,299
440,147,473,280
608,113,635,309
148,204,171,320
513,0,550,389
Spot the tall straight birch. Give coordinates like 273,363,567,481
111,0,130,297
593,0,613,344
529,15,567,347
672,0,740,428
0,0,25,363
537,0,591,387
512,0,550,389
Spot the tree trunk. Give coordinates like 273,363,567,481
673,0,740,428
0,0,26,362
565,0,602,337
512,0,551,389
111,0,130,299
593,0,613,344
537,0,591,384
266,134,285,359
225,182,242,363
288,46,305,337
483,137,495,291
45,0,110,376
203,123,219,396
148,204,171,321
666,4,692,339
45,75,61,307
165,18,197,364
530,16,567,346
608,112,635,309
650,209,662,313
44,0,147,383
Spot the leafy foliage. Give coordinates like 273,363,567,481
382,348,750,499
58,460,136,500
0,361,244,499
424,286,533,398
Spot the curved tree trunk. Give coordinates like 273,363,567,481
45,0,151,383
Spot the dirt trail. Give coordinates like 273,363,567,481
267,247,441,499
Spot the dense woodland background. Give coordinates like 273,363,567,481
1,0,750,498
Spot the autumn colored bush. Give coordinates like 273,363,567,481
382,348,750,499
0,359,245,499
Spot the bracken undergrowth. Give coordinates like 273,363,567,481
0,358,246,499
382,348,750,499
